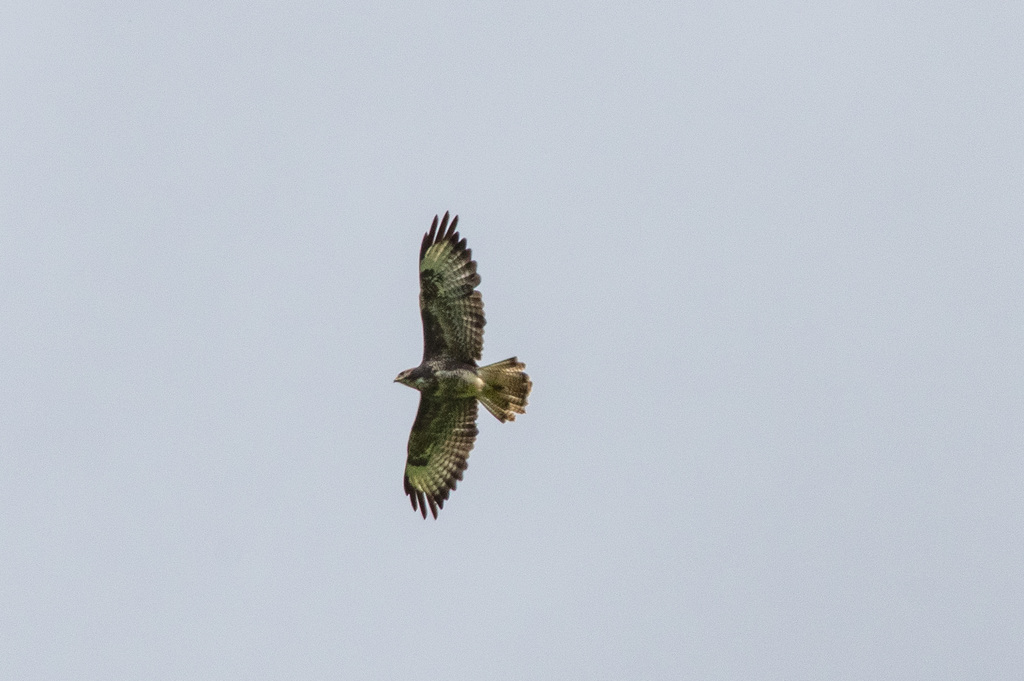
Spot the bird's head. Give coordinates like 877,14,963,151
394,368,415,387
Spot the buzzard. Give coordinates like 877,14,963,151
394,212,531,518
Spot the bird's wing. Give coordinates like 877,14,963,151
419,212,485,364
404,393,478,519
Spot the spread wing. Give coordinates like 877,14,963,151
404,394,478,518
419,212,485,364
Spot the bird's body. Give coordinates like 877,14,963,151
396,360,484,399
394,213,531,518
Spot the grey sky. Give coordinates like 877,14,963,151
2,3,1021,679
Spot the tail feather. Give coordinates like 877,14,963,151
478,357,531,423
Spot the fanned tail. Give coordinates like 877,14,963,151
478,357,531,423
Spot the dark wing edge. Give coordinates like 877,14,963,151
418,212,485,364
403,394,478,519
418,211,459,259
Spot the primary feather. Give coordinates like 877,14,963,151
418,213,485,364
395,213,531,518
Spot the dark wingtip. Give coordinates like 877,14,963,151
405,476,429,519
420,215,440,260
420,212,463,259
440,212,459,242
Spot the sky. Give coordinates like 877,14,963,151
1,2,1022,679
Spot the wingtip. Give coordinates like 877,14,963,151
440,211,458,243
421,216,439,259
420,212,462,259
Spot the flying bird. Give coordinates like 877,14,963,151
394,212,532,518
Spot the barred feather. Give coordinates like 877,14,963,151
418,212,485,364
398,213,529,519
404,397,477,519
478,357,532,423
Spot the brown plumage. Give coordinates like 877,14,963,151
394,213,532,518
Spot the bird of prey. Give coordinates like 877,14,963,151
394,212,531,518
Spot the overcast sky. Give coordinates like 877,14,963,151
2,3,1022,679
